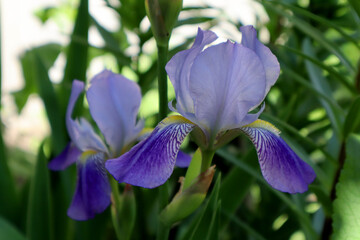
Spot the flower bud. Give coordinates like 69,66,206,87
145,0,183,46
111,184,136,240
160,165,215,226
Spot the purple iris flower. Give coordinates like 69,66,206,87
105,26,316,193
48,70,143,220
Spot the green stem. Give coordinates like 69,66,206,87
109,177,122,240
157,44,169,121
156,183,170,240
201,150,215,173
155,42,170,239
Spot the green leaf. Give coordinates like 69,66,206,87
0,217,26,240
349,0,360,18
0,133,18,222
343,96,360,139
91,16,130,67
217,148,318,239
302,38,344,141
27,143,53,240
280,45,356,94
262,0,355,73
332,134,360,239
180,174,221,240
14,44,61,112
33,51,67,154
272,1,360,49
60,0,89,114
219,149,257,220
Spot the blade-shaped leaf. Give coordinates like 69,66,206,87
302,38,344,141
27,143,53,240
219,149,257,220
0,217,26,240
14,44,61,112
33,51,67,154
349,0,360,18
60,0,89,113
273,1,360,49
280,45,356,94
332,134,360,239
179,174,221,240
217,148,318,239
343,96,360,139
263,0,355,73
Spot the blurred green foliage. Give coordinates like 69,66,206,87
1,0,360,239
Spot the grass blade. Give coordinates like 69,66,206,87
60,0,89,113
27,143,53,240
217,148,318,240
0,217,26,240
262,0,355,74
302,39,345,140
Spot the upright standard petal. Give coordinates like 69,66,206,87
189,41,267,138
166,28,218,117
105,116,195,188
86,70,143,157
48,142,81,170
66,80,107,153
240,26,280,96
67,152,111,220
241,120,316,193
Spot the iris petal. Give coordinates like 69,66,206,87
189,41,267,137
86,70,143,156
166,28,218,117
67,152,111,221
48,142,81,170
66,80,107,153
105,116,195,188
241,120,316,193
240,26,280,96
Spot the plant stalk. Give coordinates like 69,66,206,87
157,44,169,121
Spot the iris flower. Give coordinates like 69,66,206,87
106,26,316,193
48,70,144,220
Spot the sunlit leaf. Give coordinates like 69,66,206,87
302,39,344,141
343,96,360,139
332,134,360,239
263,0,355,74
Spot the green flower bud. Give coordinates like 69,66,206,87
145,0,183,46
160,165,215,226
111,184,136,240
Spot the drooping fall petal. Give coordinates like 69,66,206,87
105,116,195,188
67,152,111,220
241,120,316,193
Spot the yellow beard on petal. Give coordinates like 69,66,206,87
243,119,281,136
